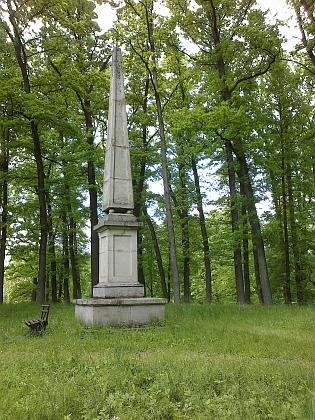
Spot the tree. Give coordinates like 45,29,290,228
0,0,53,303
167,0,282,304
40,0,111,290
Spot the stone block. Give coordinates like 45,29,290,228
74,297,168,327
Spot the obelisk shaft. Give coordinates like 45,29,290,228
102,47,134,213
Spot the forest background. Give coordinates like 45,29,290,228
0,0,315,306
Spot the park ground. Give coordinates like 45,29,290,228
1,302,315,419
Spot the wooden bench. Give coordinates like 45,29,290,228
24,304,50,335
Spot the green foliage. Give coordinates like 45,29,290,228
1,303,315,419
2,0,315,305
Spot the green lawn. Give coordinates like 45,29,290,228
1,302,315,419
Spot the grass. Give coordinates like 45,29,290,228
1,302,315,419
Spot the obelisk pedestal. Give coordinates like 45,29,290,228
93,213,144,299
74,47,167,326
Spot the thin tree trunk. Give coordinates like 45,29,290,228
144,3,180,303
179,163,190,303
152,66,180,304
237,153,272,305
32,278,37,302
252,247,264,303
191,156,212,303
239,179,250,304
47,201,57,303
281,145,292,304
31,125,47,304
82,100,99,291
287,166,305,304
143,206,169,300
62,214,70,303
0,126,8,303
225,142,245,304
133,78,150,292
169,167,190,303
69,220,82,299
137,233,146,293
270,169,290,303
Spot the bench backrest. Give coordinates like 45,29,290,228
40,304,50,325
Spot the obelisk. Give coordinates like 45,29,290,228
74,47,167,326
93,47,144,299
102,47,133,213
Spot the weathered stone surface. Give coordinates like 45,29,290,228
94,213,144,297
102,47,133,213
95,212,142,230
74,298,167,326
93,283,145,298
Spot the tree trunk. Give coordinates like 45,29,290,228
169,164,190,303
239,179,250,304
143,206,169,300
179,163,190,303
69,220,82,299
0,126,8,304
237,151,272,305
287,167,306,304
145,8,180,303
62,214,70,303
281,145,292,304
47,200,57,303
191,156,212,303
252,246,264,303
270,169,290,303
225,142,245,304
133,78,150,293
32,122,48,304
82,100,99,291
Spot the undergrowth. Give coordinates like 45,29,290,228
0,302,315,419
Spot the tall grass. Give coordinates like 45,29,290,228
1,302,315,419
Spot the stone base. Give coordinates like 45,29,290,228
74,297,168,327
93,283,145,298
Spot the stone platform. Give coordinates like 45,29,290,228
74,297,167,327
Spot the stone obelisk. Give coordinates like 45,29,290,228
93,47,144,299
102,47,133,214
74,47,167,326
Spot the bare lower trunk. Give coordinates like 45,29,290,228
143,207,169,300
62,220,70,303
191,156,212,303
83,100,99,291
238,153,272,305
287,168,306,304
88,160,99,289
0,130,8,303
281,148,292,304
69,220,82,299
170,163,190,303
47,200,57,303
32,122,47,304
226,142,245,304
153,80,179,303
240,179,250,304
